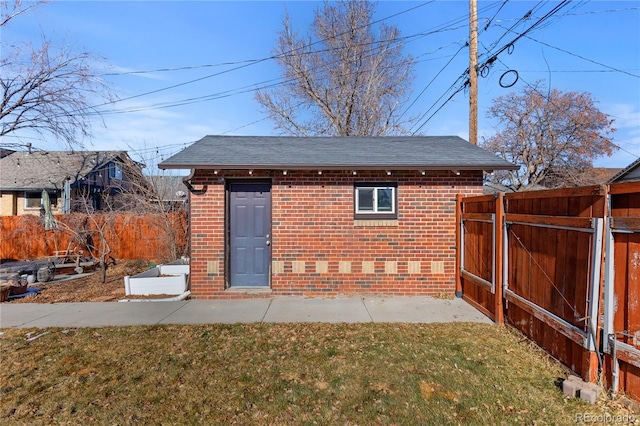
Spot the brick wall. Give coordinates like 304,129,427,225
188,169,483,298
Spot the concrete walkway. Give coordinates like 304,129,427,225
0,296,492,328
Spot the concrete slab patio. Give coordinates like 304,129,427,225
0,296,492,329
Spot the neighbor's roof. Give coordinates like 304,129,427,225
158,136,518,171
0,150,128,191
146,175,189,201
0,148,15,159
608,157,640,184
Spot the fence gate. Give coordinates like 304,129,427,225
458,186,607,382
459,183,640,397
456,193,504,323
502,186,605,382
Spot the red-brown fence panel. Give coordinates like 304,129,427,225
457,186,606,382
0,212,187,262
503,186,605,382
603,181,640,400
457,193,503,323
459,183,640,397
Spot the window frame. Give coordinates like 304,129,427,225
24,191,42,210
354,182,398,220
23,191,58,210
109,162,123,180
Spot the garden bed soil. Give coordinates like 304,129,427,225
5,260,163,303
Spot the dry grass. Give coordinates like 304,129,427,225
1,323,635,425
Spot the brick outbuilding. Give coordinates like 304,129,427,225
159,136,516,299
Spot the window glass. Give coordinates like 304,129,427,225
24,192,58,209
358,188,374,211
377,188,393,211
25,192,40,209
109,163,123,179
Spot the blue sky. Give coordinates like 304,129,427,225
3,0,639,171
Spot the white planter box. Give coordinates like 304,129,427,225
158,264,190,275
124,261,190,296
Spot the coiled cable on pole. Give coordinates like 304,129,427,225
499,70,519,88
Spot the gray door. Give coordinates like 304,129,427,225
229,182,271,287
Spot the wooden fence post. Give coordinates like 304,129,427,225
455,193,463,298
494,192,504,324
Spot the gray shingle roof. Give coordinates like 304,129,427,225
0,148,15,159
0,151,126,191
158,135,517,171
608,157,640,183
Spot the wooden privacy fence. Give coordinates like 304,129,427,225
0,212,188,262
457,182,640,400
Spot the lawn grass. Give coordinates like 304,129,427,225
0,323,633,425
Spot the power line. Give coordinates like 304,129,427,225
409,1,577,135
409,71,469,135
477,1,572,74
394,0,510,125
70,1,436,113
494,5,640,22
484,1,543,52
47,1,511,122
398,43,468,121
100,59,263,77
522,34,640,79
73,0,522,125
481,0,509,32
562,6,640,16
517,69,640,74
491,54,639,161
98,5,469,80
85,29,473,117
410,84,467,135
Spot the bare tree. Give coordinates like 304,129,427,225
482,82,616,191
1,1,112,149
103,155,188,261
52,204,115,284
256,0,416,136
1,0,48,27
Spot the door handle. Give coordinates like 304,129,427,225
266,241,271,246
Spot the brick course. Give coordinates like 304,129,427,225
188,169,483,298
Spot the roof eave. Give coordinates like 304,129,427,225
158,163,519,171
0,187,61,192
608,157,640,184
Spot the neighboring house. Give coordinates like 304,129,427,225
0,149,142,216
0,148,15,159
159,135,517,299
483,181,514,195
585,167,623,185
146,175,189,212
485,167,622,194
540,167,623,188
609,158,640,184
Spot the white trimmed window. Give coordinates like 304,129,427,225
354,183,397,219
24,192,58,210
24,192,41,209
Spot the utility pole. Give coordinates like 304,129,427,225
469,0,478,145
